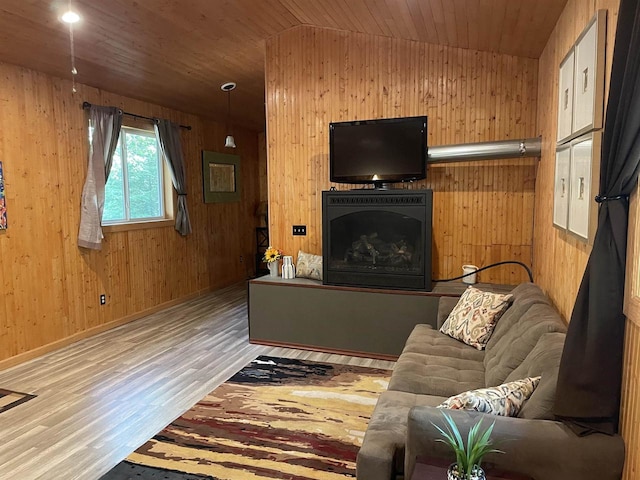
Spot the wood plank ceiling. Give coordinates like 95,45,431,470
0,0,567,131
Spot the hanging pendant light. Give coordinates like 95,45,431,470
221,82,237,148
225,135,236,148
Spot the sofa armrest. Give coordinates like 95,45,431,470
356,433,398,480
406,407,624,480
437,296,460,329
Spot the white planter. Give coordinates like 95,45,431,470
447,463,486,480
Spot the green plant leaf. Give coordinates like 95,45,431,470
433,412,504,478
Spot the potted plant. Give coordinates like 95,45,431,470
432,412,503,480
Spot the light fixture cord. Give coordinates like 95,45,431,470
68,0,78,93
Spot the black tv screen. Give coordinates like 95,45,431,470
329,116,427,185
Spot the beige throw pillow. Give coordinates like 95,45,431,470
296,250,323,281
437,377,541,417
439,286,512,350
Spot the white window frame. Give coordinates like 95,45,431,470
102,123,174,232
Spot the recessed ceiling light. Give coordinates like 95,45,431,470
61,11,80,24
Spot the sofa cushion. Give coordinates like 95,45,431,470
484,302,567,387
485,283,552,351
440,286,513,350
357,390,446,480
402,324,485,362
296,250,322,280
437,376,541,417
505,332,566,420
389,351,485,397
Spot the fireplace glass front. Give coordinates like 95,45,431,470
322,190,432,291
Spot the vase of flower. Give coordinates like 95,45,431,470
268,260,280,277
263,246,283,277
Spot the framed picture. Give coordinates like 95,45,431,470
557,49,575,143
572,10,606,136
553,145,571,229
568,132,601,243
202,151,241,203
556,10,606,145
554,132,601,243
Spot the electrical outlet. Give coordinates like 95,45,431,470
239,255,244,263
292,225,307,236
100,294,106,305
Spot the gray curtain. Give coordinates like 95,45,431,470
554,0,640,435
154,119,192,236
78,106,123,250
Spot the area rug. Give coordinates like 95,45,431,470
0,388,36,414
102,356,391,480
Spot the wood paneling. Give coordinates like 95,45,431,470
265,26,538,284
279,0,567,58
0,62,260,365
0,1,566,130
532,2,640,479
532,0,619,319
621,320,640,480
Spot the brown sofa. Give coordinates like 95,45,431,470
356,283,625,480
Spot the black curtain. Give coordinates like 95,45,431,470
554,0,640,435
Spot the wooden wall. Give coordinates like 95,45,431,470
533,0,618,319
265,25,538,285
621,320,640,479
532,1,640,478
0,62,260,367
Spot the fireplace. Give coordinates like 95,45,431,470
322,190,432,291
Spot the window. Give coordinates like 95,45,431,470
103,125,173,226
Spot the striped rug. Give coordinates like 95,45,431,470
103,356,391,480
0,388,36,414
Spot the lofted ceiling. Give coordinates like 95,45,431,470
0,0,567,131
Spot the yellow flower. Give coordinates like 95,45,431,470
263,246,282,263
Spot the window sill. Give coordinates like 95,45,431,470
102,219,174,233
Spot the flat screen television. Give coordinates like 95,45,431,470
329,115,427,187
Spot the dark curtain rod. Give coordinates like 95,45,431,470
82,101,192,130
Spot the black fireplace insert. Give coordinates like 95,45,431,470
322,190,432,291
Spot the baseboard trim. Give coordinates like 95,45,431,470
0,286,217,373
249,339,399,362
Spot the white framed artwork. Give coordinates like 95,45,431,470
557,49,575,143
553,132,601,244
568,133,601,243
556,10,606,145
554,146,571,229
572,10,607,136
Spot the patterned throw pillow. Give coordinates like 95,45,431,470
296,250,323,281
438,377,541,417
439,286,513,350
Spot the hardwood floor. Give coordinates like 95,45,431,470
0,283,395,480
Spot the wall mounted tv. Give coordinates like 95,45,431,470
329,115,427,187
